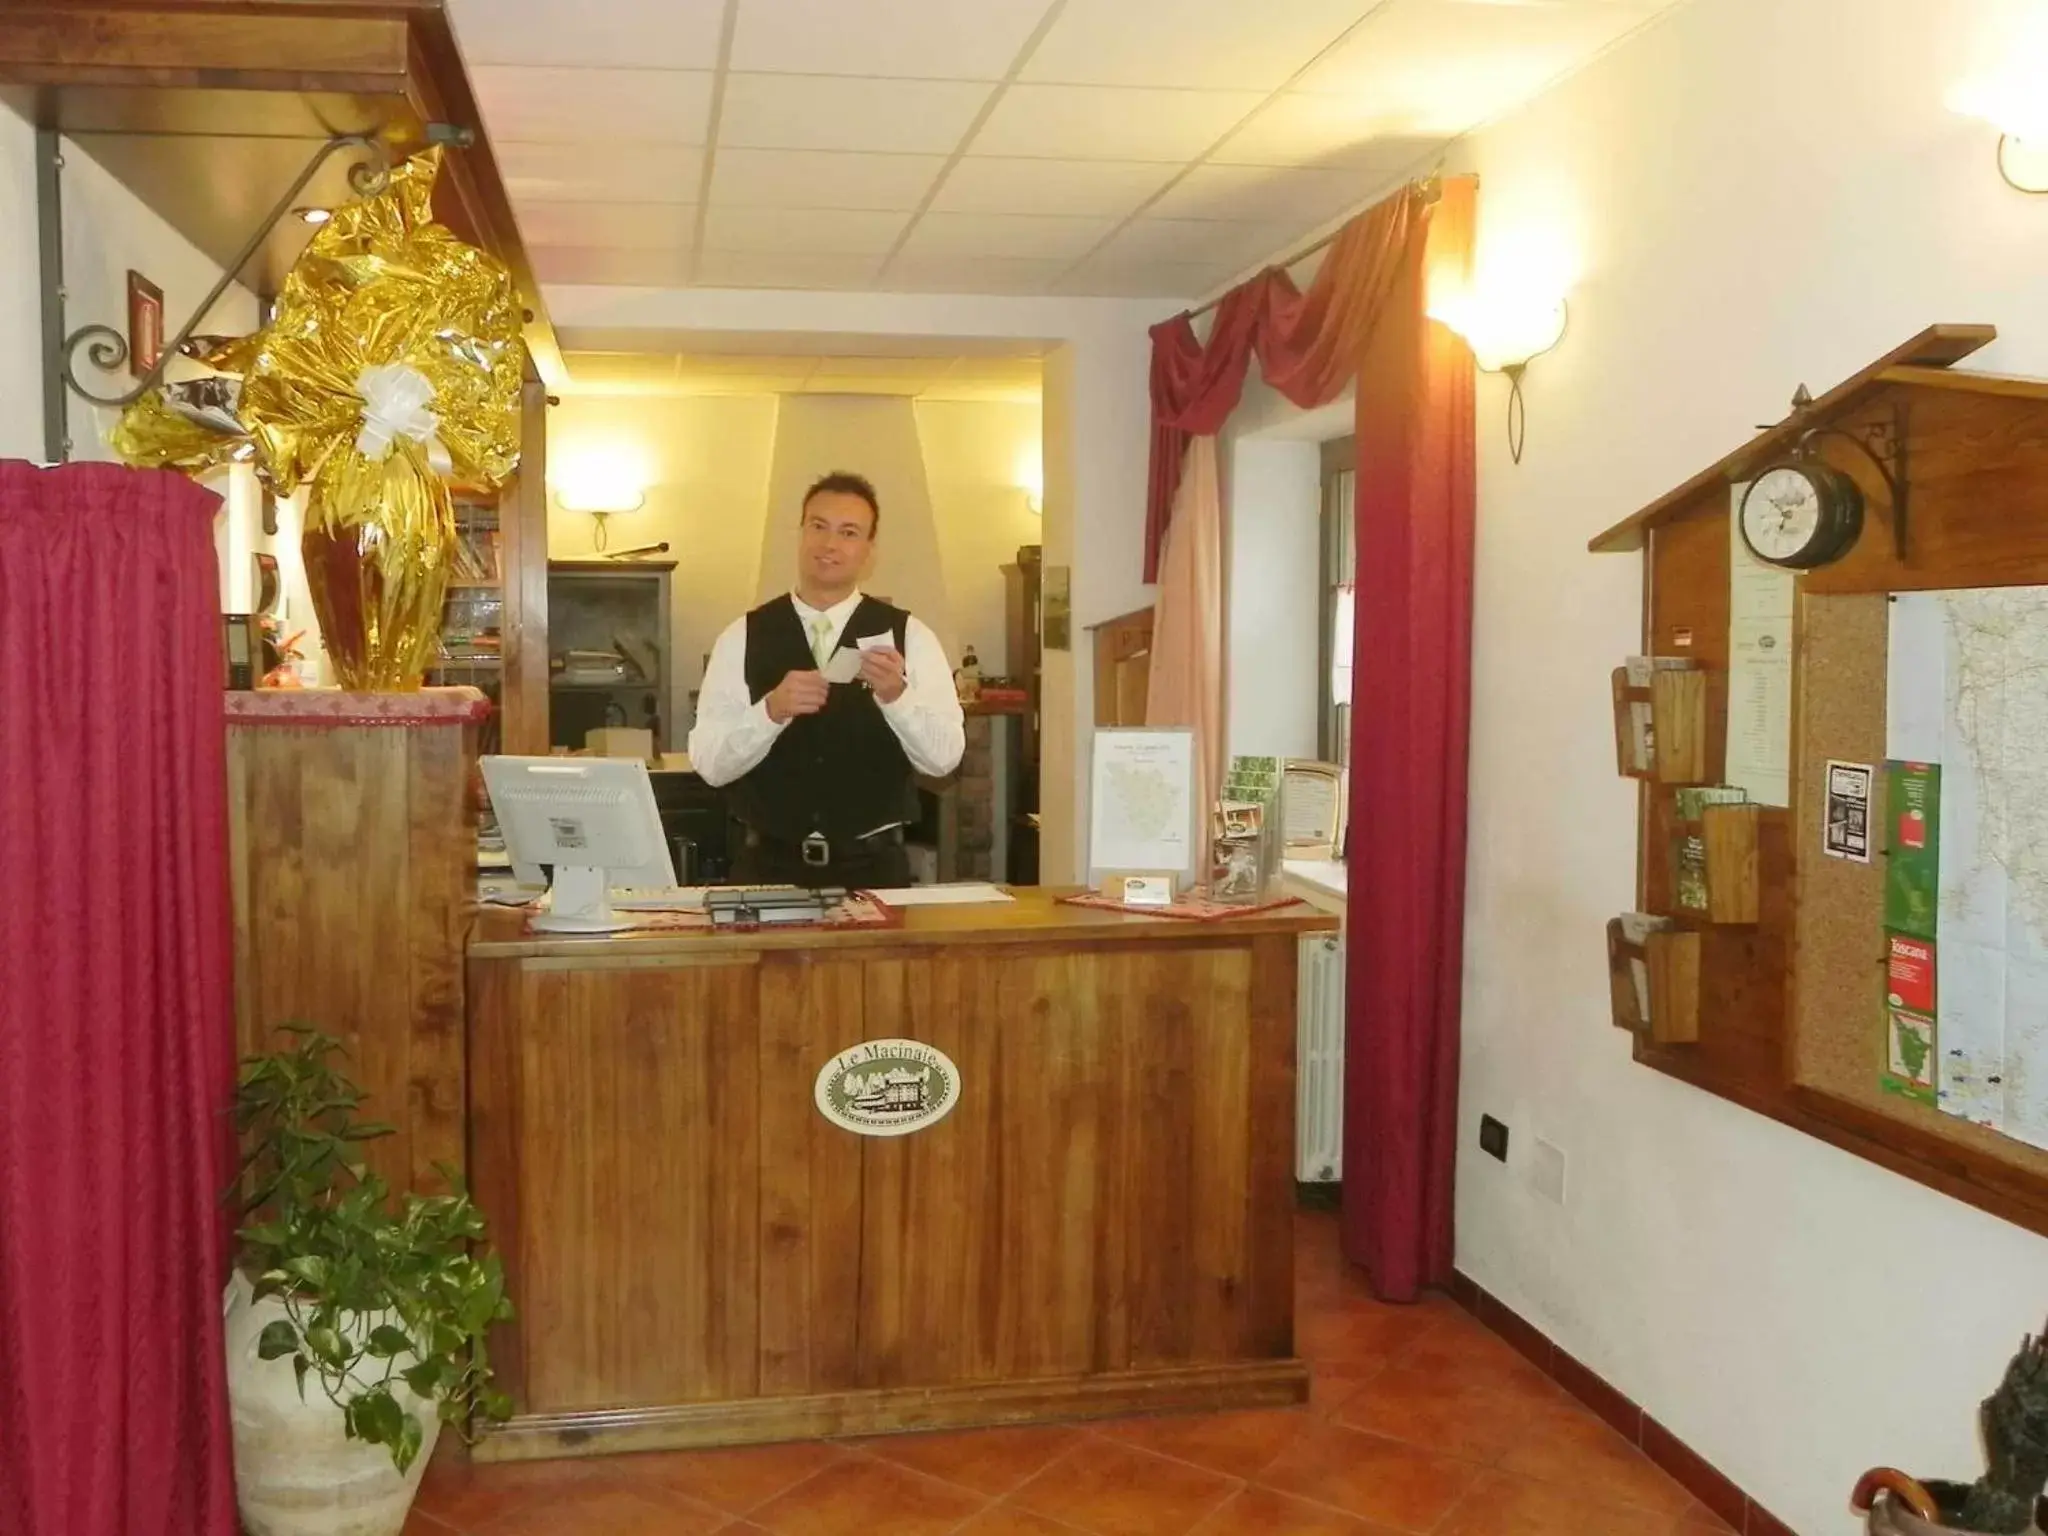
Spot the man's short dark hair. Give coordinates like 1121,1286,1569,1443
801,471,880,535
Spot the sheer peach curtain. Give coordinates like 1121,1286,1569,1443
1142,436,1224,838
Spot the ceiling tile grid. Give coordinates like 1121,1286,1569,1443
450,0,1684,307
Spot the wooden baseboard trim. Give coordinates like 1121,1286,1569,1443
471,1359,1311,1463
1451,1270,1799,1536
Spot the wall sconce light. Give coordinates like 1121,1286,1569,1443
1015,449,1044,516
1952,76,2048,193
554,475,645,552
1433,289,1569,464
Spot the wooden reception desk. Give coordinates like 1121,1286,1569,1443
464,890,1336,1461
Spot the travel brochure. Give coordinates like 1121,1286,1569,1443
1212,756,1281,902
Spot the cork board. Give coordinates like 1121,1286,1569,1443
1791,591,2048,1185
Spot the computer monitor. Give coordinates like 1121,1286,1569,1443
479,756,677,933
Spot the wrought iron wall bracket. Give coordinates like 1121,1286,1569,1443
1794,405,1911,562
55,127,469,413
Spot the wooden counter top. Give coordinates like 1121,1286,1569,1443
467,886,1336,960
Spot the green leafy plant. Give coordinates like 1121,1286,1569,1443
233,1025,513,1474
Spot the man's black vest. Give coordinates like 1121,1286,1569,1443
724,594,919,843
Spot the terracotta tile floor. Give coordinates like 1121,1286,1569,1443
405,1212,1727,1536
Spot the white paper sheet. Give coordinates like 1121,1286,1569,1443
1088,728,1196,880
1725,481,1797,807
821,648,865,683
868,883,1015,906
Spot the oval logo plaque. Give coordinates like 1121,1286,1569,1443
814,1039,960,1137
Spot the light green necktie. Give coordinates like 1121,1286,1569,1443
809,615,833,668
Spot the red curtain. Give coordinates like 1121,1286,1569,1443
1143,187,1433,581
0,462,239,1536
1142,177,1477,1300
1344,180,1476,1300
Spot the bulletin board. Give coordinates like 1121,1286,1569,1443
1590,324,2048,1236
1791,593,2048,1190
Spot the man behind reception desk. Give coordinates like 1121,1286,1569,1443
687,471,965,887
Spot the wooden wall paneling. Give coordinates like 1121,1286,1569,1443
756,956,865,1397
503,956,763,1415
0,8,411,88
498,379,552,755
466,953,527,1404
403,721,472,1185
855,955,998,1389
1803,383,2048,597
1007,950,1118,1379
1243,935,1299,1358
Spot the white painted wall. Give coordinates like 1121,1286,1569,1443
756,394,956,649
544,286,1168,880
548,392,780,733
0,110,284,649
1221,374,1329,764
915,397,1043,678
1442,2,2048,1531
0,105,41,464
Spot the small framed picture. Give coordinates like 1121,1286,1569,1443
126,271,164,379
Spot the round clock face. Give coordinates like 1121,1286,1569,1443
1742,466,1824,565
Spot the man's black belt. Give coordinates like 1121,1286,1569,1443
745,823,904,868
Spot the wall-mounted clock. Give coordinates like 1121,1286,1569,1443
1738,460,1865,569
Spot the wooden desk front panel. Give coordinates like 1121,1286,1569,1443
469,935,1297,1424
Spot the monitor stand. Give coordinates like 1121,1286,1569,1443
532,864,633,934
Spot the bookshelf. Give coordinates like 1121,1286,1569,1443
424,380,549,754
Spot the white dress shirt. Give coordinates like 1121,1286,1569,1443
687,590,966,788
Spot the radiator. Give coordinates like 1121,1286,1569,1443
1296,934,1345,1183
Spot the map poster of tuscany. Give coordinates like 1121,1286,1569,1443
1886,587,2048,1148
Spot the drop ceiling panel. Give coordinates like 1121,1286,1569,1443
719,74,996,154
1095,217,1295,268
450,0,728,70
968,84,1265,162
728,0,1057,79
701,205,912,254
1293,0,1665,129
707,148,947,210
694,248,886,289
499,140,704,203
517,201,697,250
876,255,1069,294
533,246,695,286
896,211,1116,260
929,157,1177,218
1209,96,1447,171
1146,163,1372,224
471,66,714,143
1052,258,1229,299
1020,0,1376,91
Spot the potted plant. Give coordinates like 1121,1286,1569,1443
225,1026,513,1536
1854,1324,2048,1533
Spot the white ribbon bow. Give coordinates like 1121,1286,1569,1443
353,362,454,476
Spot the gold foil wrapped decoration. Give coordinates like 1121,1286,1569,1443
236,146,524,689
106,384,249,475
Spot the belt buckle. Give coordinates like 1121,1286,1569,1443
801,832,831,868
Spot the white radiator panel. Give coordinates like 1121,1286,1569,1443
1296,934,1345,1183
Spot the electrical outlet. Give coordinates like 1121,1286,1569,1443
1479,1114,1509,1162
1532,1138,1567,1204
